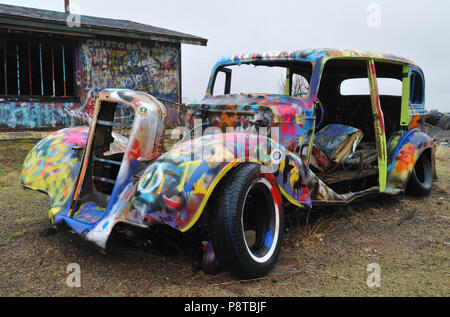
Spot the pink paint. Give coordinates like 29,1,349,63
370,63,386,133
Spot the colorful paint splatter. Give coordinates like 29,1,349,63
19,48,435,254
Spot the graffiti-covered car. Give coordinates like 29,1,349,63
20,49,436,278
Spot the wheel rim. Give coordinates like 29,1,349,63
241,178,280,263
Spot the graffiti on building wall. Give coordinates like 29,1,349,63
76,39,181,125
0,39,181,129
0,100,86,129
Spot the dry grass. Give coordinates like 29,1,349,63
436,183,449,194
435,145,450,193
435,144,450,163
0,139,449,297
303,212,333,239
0,171,20,187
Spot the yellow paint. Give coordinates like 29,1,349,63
176,161,201,192
193,174,209,195
156,173,166,193
48,207,61,223
180,157,310,232
180,161,238,232
289,166,300,190
278,156,286,174
20,133,81,221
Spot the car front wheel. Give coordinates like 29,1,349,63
210,163,284,278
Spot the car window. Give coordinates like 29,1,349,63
212,63,312,97
410,71,424,104
340,78,402,96
290,74,310,97
224,64,287,95
213,70,227,96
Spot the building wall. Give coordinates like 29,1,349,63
0,36,182,130
0,99,78,129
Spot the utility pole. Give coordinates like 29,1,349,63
65,0,70,13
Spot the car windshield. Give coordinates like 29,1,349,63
211,61,312,98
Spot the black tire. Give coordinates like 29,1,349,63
425,110,443,126
210,163,284,278
406,154,433,196
437,114,450,130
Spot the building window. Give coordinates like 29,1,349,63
0,37,76,97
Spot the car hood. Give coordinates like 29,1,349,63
186,94,314,129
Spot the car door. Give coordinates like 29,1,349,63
367,59,388,192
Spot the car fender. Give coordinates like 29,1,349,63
129,132,312,232
387,128,435,190
20,127,89,221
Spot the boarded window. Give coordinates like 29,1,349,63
0,37,76,97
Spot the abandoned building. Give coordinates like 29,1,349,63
0,3,207,131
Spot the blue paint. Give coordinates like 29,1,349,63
31,160,44,176
0,101,79,129
183,162,209,196
264,220,274,248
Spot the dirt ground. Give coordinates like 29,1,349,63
0,138,448,297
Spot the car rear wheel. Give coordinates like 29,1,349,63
406,153,433,196
209,163,284,278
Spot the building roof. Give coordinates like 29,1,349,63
214,48,415,67
0,3,207,46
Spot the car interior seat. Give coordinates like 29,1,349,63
310,123,363,172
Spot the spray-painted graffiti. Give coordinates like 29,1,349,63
20,127,89,220
18,49,436,279
131,132,312,232
76,39,181,125
0,100,84,129
0,39,181,130
387,129,433,189
185,94,316,159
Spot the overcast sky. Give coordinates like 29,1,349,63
2,0,449,111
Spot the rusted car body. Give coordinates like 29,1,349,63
20,49,435,277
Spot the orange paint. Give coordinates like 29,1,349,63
220,105,238,127
409,115,422,130
395,144,417,173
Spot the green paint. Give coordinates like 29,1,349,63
367,60,387,192
285,68,291,96
400,65,411,126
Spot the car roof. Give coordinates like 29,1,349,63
215,48,416,67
